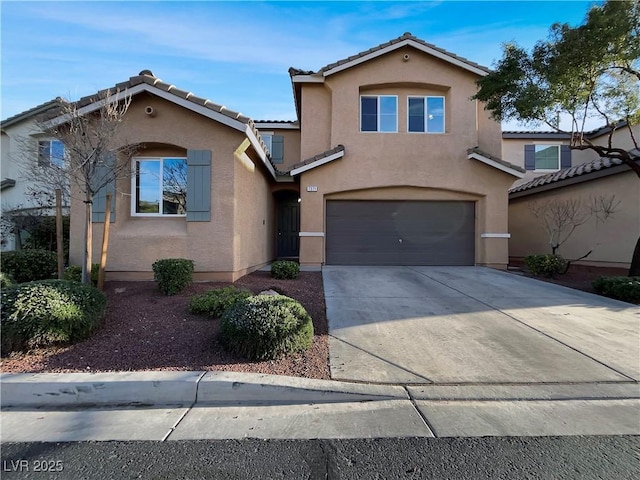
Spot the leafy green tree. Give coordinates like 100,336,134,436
473,0,640,275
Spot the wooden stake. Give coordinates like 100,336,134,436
55,189,64,279
98,193,112,291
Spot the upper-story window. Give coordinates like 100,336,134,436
360,95,397,132
38,140,65,167
261,132,284,164
408,96,445,133
132,157,187,216
534,145,560,170
262,133,273,153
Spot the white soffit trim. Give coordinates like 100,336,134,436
468,152,524,178
323,39,489,77
299,232,325,237
291,75,325,83
290,150,345,176
481,233,511,238
245,126,277,180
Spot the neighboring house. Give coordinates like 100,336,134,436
6,33,526,281
505,123,640,268
0,100,67,250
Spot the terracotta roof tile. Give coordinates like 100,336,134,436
1,99,61,128
287,145,345,173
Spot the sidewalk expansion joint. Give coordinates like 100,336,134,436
162,371,207,441
404,386,437,438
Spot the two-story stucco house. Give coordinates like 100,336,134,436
505,123,639,268
11,33,527,281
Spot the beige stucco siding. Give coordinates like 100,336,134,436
69,93,273,281
300,84,332,160
509,171,639,268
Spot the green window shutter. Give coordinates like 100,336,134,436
187,149,211,222
524,145,535,170
271,135,284,164
92,152,117,223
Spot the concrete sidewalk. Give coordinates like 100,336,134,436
2,371,639,441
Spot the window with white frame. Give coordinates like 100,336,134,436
408,96,445,133
132,157,187,216
262,133,273,153
360,95,397,132
38,140,65,167
534,145,560,170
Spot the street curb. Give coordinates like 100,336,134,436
0,371,407,408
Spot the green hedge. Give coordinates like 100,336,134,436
1,280,106,355
524,254,568,278
189,286,252,318
271,260,300,280
592,276,640,304
152,258,195,295
63,264,100,286
220,294,313,360
0,249,58,284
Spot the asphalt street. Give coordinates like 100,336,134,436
2,436,639,480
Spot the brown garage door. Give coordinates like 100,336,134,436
325,200,475,265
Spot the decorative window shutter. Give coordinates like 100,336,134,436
92,152,117,223
38,141,49,166
271,135,284,164
186,149,211,222
560,145,572,169
524,144,536,170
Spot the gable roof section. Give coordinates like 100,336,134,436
44,70,277,180
509,153,638,198
467,147,525,178
502,120,630,140
1,99,60,130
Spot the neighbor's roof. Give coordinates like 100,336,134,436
502,120,630,140
1,99,60,129
509,152,638,197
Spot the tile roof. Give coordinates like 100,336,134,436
287,145,345,175
1,99,61,129
509,153,638,195
502,120,629,139
316,32,491,75
467,147,525,174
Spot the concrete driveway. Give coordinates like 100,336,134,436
323,266,640,385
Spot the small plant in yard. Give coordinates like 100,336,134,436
524,254,568,278
592,276,640,304
1,271,15,288
0,249,57,284
1,279,106,355
220,294,313,360
189,286,252,318
64,264,100,287
271,260,300,280
152,258,195,295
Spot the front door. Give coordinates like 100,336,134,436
276,195,300,258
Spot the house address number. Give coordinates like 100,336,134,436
306,186,318,192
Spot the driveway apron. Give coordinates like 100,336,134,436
323,266,640,384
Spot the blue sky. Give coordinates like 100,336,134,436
1,0,597,125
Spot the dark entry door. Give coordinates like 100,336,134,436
277,197,300,258
325,200,475,265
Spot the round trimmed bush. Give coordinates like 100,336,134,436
524,253,568,278
189,286,252,318
0,249,57,283
1,280,106,355
271,260,300,280
152,258,195,295
220,294,313,360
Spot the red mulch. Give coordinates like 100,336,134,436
0,271,330,378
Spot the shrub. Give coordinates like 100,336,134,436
524,254,568,278
593,276,640,304
63,264,100,286
1,271,15,288
1,279,106,355
271,260,300,280
220,294,314,360
189,286,252,318
23,215,70,260
152,258,195,295
0,249,58,284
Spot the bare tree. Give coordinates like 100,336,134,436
26,91,139,284
528,195,620,262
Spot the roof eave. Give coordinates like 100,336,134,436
290,148,345,176
467,152,525,178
